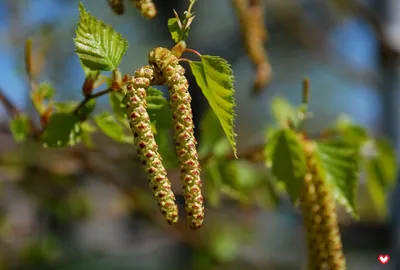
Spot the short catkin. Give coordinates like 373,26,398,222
126,65,178,225
148,48,204,230
301,140,346,270
107,0,125,15
131,0,157,19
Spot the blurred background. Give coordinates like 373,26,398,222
0,0,399,269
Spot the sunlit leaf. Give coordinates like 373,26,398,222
198,109,225,158
167,18,182,43
93,112,133,144
43,113,79,148
266,129,307,202
9,114,30,143
53,101,79,113
74,3,128,70
270,97,298,128
146,87,168,110
76,99,96,119
315,140,359,218
189,55,237,157
80,121,97,148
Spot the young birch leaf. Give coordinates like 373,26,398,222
80,121,97,148
43,113,80,148
74,3,128,71
31,82,55,114
10,114,30,143
369,139,397,187
93,112,133,144
266,129,307,202
109,91,130,127
54,101,79,113
315,141,359,218
168,18,181,43
189,56,237,157
146,87,168,110
270,97,298,128
363,138,397,217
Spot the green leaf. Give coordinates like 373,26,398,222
74,3,128,71
204,158,223,207
363,138,397,217
334,116,369,147
154,131,178,169
189,56,237,157
147,105,173,131
93,112,133,144
364,158,389,217
76,99,96,119
109,91,130,128
30,82,55,114
53,101,79,113
10,114,30,143
43,113,80,148
266,129,307,203
373,139,397,187
168,18,183,43
270,97,298,128
315,140,359,218
36,82,55,99
146,87,168,110
80,121,97,148
198,109,225,158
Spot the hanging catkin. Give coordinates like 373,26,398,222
131,0,157,19
301,140,346,270
107,0,125,15
148,47,204,230
126,65,179,225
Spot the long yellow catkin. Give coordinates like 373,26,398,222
301,140,346,270
148,48,204,230
126,65,179,225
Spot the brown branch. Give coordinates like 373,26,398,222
0,88,20,118
72,88,113,115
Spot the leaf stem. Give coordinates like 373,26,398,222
73,87,112,115
178,58,192,63
184,48,202,58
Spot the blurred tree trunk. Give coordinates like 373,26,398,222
378,0,400,267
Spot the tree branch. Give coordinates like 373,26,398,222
0,88,20,118
72,88,113,115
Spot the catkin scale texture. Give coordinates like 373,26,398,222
149,48,204,230
126,66,178,225
131,0,157,19
300,173,328,270
301,141,346,270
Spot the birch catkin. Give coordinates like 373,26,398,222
126,65,178,225
131,0,157,19
149,48,204,230
301,141,346,270
108,0,125,15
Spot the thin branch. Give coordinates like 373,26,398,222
72,88,112,115
0,88,20,118
184,48,202,58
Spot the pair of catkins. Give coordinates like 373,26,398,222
108,0,156,19
125,47,204,230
